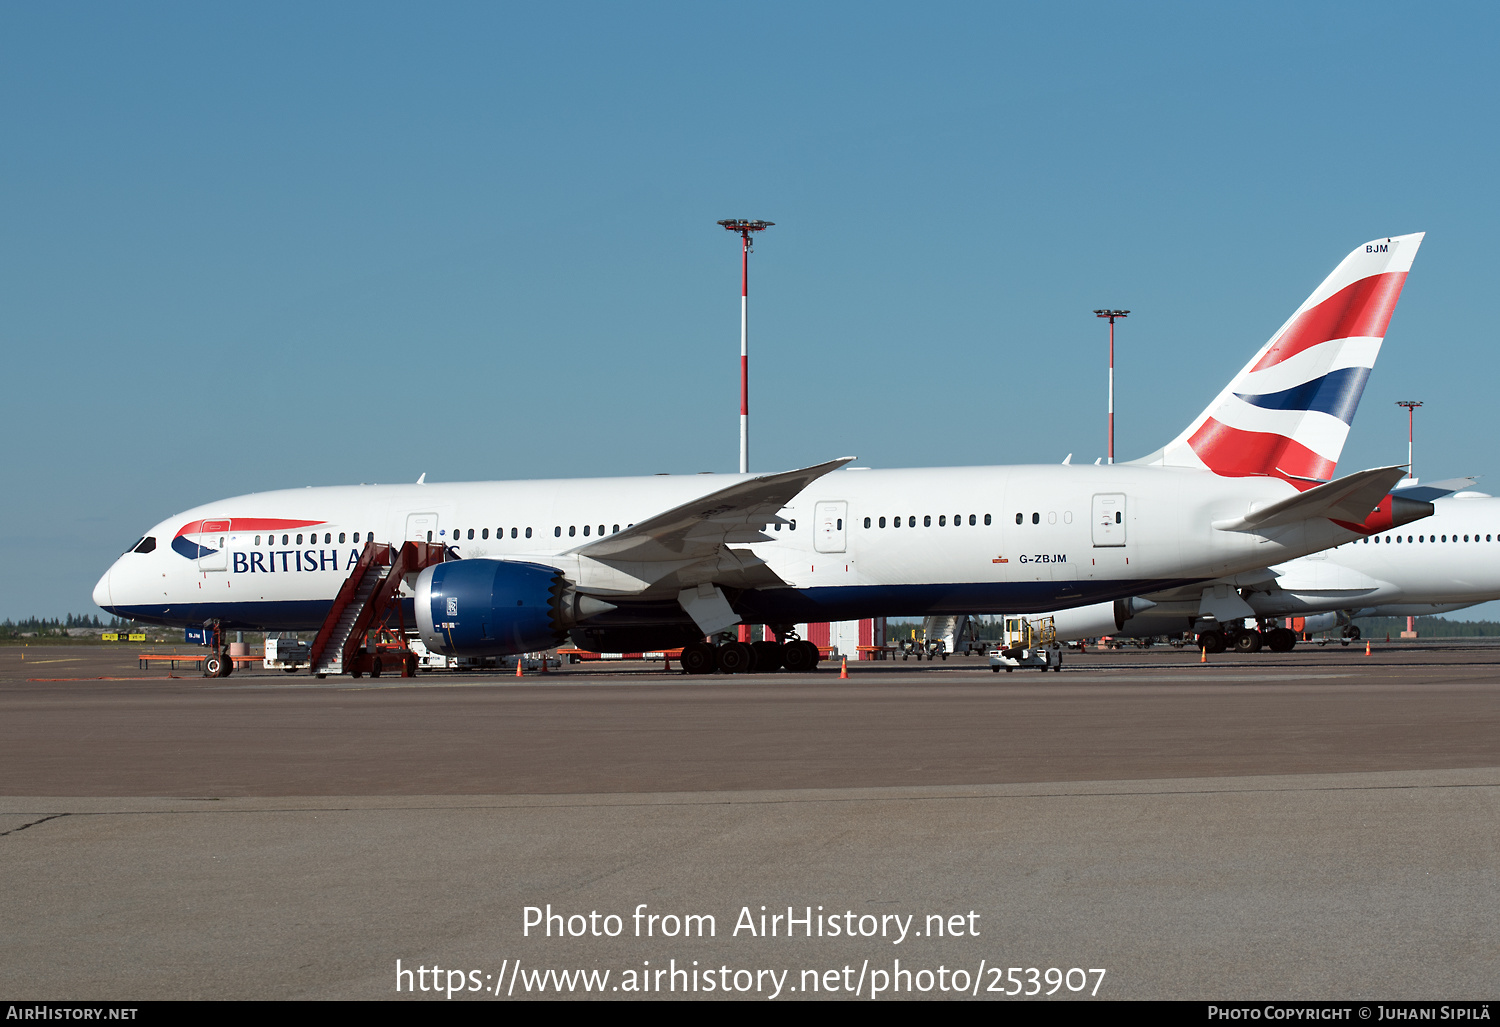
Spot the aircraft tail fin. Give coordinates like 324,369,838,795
1137,233,1423,488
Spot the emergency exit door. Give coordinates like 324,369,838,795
815,501,847,553
1092,494,1126,547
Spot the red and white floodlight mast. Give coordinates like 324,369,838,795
1396,400,1424,638
1094,310,1130,464
718,219,773,474
1396,400,1423,482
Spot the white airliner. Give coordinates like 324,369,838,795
95,234,1431,674
1051,484,1500,652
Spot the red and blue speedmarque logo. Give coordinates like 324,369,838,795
171,518,326,561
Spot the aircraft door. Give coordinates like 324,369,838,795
1092,495,1126,547
406,512,440,543
197,519,230,571
814,501,847,554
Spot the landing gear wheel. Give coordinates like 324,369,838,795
1348,626,1362,641
1197,632,1226,655
780,641,810,673
716,641,753,674
1233,630,1263,654
405,653,418,677
1266,628,1296,652
780,640,819,673
751,640,783,672
681,642,716,675
204,654,225,677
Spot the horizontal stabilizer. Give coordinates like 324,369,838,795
571,457,855,564
1391,476,1479,503
1212,465,1410,532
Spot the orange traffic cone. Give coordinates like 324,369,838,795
840,656,848,679
1365,640,1372,656
515,658,523,678
1201,646,1207,663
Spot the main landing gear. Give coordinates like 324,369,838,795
679,638,822,675
1196,622,1303,654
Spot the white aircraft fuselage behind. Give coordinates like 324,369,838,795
1050,494,1500,640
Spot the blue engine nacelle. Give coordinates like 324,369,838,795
415,559,609,657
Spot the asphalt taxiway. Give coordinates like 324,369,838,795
3,643,1498,999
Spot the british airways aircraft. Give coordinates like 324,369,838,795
95,234,1431,674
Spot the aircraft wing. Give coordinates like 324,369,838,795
568,457,855,564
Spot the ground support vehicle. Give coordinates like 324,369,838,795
989,616,1063,673
263,636,311,673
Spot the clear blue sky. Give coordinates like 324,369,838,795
5,2,1500,621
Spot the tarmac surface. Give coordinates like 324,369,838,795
4,642,1499,1000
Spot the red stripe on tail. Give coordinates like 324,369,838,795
1250,271,1408,372
1188,418,1334,488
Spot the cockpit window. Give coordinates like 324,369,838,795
130,536,157,554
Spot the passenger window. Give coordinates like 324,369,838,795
1015,513,1022,525
254,535,261,546
923,515,931,527
613,524,620,533
893,516,900,529
323,533,330,544
555,527,562,537
569,526,577,537
482,529,489,539
427,531,433,542
583,525,591,536
339,533,345,543
524,527,530,538
864,517,871,528
908,516,915,527
1031,513,1039,524
985,514,992,525
775,522,782,531
879,517,886,528
598,525,605,536
1115,512,1121,524
282,535,290,546
790,520,796,530
969,514,976,526
939,515,946,526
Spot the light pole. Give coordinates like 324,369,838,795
717,219,774,474
1094,310,1130,464
1396,400,1424,639
1396,400,1423,481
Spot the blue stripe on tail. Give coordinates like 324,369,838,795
1234,366,1371,425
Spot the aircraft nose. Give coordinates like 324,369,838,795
93,568,113,613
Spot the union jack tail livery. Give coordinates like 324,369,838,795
1142,233,1424,488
